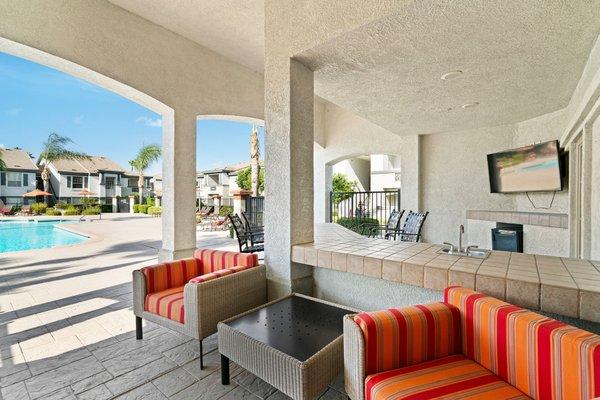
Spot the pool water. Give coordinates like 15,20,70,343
0,220,88,253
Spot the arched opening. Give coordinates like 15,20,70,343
327,153,402,224
195,115,265,254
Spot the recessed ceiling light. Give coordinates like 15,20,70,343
461,102,479,109
441,70,463,80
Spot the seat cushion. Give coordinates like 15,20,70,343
144,286,184,324
445,286,600,400
365,354,530,400
354,302,462,375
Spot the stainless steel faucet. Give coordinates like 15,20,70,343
459,225,464,252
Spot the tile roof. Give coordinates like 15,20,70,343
49,156,127,174
0,148,39,171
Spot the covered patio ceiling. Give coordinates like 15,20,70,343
108,0,600,137
296,1,600,135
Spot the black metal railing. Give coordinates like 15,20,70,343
329,189,401,225
245,196,264,227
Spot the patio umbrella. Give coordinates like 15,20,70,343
22,189,52,197
78,189,96,196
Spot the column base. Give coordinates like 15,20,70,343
158,247,196,262
267,275,313,300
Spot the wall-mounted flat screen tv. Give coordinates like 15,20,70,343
487,140,563,193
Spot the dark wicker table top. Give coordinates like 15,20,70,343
223,295,354,361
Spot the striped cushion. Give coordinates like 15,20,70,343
194,249,258,274
144,286,184,324
365,354,529,400
445,286,600,400
189,268,235,283
141,258,201,294
354,302,462,375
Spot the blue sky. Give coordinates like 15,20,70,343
0,51,264,175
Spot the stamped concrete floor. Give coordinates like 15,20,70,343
0,215,346,399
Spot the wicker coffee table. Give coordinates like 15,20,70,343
218,294,357,400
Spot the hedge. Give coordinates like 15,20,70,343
219,206,233,216
45,208,62,216
147,206,162,216
336,217,379,235
31,202,48,215
82,206,101,215
64,206,80,216
133,204,140,213
138,204,150,214
100,204,112,213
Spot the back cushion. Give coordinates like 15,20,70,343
445,286,600,400
194,249,258,274
142,258,201,293
353,302,462,375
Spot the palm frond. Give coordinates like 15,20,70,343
38,133,90,163
129,144,161,174
0,149,6,171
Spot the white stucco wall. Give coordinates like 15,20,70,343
332,158,370,191
314,101,419,223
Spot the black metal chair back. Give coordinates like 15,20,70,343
228,214,248,252
400,211,429,242
384,209,404,237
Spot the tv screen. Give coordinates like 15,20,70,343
487,140,562,193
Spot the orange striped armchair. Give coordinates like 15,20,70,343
344,286,600,400
133,249,266,368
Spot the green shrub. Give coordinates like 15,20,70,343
55,201,68,210
100,204,112,213
30,202,48,215
336,217,379,235
145,197,155,206
131,193,140,203
10,205,21,214
82,206,101,215
132,204,140,213
45,208,62,216
138,204,150,214
64,206,80,216
218,206,233,216
147,206,162,216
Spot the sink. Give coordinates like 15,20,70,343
437,247,490,259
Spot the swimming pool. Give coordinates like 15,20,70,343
0,220,88,253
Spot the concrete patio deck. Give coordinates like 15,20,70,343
0,215,344,399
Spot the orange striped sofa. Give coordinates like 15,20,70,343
344,286,600,400
133,249,266,368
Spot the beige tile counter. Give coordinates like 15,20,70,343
293,224,600,323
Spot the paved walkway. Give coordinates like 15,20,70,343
0,215,346,399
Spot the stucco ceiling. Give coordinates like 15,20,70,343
108,0,265,72
298,1,600,135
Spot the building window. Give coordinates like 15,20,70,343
128,178,137,188
105,177,115,190
72,176,84,189
7,172,22,187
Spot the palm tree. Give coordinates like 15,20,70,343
38,133,89,204
129,144,161,204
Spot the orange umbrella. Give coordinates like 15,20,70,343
22,189,52,197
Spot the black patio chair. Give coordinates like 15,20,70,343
396,210,429,242
228,214,264,253
360,209,405,239
241,212,263,232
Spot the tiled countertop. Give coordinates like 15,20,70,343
292,224,600,323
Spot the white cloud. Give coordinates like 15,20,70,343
135,116,162,128
5,108,23,116
73,115,84,125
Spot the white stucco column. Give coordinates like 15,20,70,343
313,153,333,223
265,59,314,298
160,110,197,261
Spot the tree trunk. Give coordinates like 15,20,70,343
41,166,50,205
250,126,260,197
138,172,144,205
